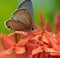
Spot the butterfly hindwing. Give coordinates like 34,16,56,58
6,20,26,31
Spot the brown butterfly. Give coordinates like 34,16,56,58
6,9,33,31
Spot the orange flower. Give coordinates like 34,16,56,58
0,12,60,58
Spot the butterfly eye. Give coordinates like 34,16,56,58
32,27,35,30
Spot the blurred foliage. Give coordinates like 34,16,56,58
0,0,18,34
0,0,60,34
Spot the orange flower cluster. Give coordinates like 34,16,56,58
0,12,60,58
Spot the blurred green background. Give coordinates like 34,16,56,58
0,0,60,34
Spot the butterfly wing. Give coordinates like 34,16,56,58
18,0,34,22
12,9,33,29
6,20,26,31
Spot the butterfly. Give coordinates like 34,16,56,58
6,9,34,32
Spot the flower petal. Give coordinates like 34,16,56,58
2,35,15,50
50,52,60,56
15,31,28,36
44,47,57,52
54,12,60,33
39,12,44,29
32,29,41,35
16,53,28,58
0,47,13,56
0,34,4,39
15,47,25,54
45,31,60,51
45,21,51,32
16,35,32,47
32,46,43,55
55,32,60,44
